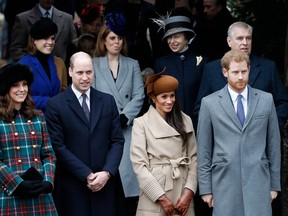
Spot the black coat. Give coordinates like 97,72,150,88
155,47,208,129
45,86,124,216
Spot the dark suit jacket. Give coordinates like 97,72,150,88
45,86,124,216
194,55,288,130
10,4,76,62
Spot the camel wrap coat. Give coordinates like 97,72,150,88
131,106,197,216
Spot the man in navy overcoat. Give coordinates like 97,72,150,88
45,52,124,216
195,21,288,131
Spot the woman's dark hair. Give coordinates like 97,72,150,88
150,94,188,142
0,87,40,122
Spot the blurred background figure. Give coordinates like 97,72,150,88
18,18,67,112
92,11,144,216
9,0,76,62
193,0,235,60
66,3,103,84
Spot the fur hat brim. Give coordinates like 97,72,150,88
0,63,34,96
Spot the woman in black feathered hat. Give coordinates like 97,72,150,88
0,63,57,215
18,18,67,112
153,7,208,130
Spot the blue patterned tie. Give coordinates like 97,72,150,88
237,94,245,126
82,94,90,121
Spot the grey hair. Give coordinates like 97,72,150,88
227,22,253,37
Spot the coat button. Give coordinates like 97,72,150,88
11,121,15,124
27,120,31,123
14,132,18,136
34,158,38,162
32,145,37,148
125,95,128,98
17,159,22,163
16,146,20,150
31,131,35,135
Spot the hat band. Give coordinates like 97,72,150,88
165,21,192,32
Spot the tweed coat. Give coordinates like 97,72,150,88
194,55,288,130
154,46,208,129
45,86,124,216
197,85,281,216
10,4,76,62
19,54,67,112
92,55,144,197
0,111,57,215
131,106,197,216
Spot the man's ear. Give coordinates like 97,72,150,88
222,68,228,77
68,67,72,77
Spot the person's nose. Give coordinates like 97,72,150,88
82,73,88,81
19,85,25,91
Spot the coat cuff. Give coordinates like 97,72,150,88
141,178,165,202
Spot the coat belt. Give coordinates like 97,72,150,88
149,157,191,191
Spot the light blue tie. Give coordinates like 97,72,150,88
82,94,90,121
237,94,245,126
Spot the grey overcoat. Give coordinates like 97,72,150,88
197,85,281,216
92,55,144,197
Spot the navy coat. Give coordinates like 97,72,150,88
155,47,207,128
195,55,288,130
45,86,124,216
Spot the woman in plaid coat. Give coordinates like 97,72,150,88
0,63,57,215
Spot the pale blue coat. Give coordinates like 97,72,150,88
197,85,281,216
92,55,144,197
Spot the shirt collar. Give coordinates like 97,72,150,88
39,5,53,17
228,85,248,103
71,84,91,101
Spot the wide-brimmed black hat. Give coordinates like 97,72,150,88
162,15,195,40
30,18,58,39
0,63,34,96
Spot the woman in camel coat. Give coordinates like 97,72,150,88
130,72,197,216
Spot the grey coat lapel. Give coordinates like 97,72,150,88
115,55,128,89
98,56,124,105
218,86,243,129
242,86,259,130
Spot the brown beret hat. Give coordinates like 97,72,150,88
146,72,178,97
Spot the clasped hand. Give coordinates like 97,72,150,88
159,188,194,216
86,171,110,192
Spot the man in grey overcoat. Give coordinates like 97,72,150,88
197,50,281,216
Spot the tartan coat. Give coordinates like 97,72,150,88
0,111,57,216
